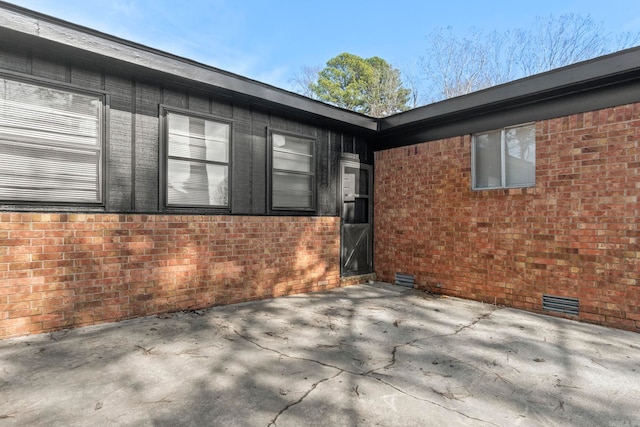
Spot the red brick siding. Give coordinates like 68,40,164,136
0,214,357,339
374,103,640,331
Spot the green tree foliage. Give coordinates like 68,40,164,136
292,14,639,109
307,53,411,117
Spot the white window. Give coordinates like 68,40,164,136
0,77,103,203
165,111,230,208
472,123,536,189
271,132,315,210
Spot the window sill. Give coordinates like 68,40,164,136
471,186,537,196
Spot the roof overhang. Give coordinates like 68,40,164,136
0,1,378,135
2,1,640,147
375,46,640,148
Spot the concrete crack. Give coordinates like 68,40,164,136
453,309,496,335
410,307,501,345
373,377,501,427
233,330,358,374
268,371,343,427
357,345,396,376
367,307,499,377
234,307,501,426
231,330,355,426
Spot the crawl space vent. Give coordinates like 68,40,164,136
543,294,579,315
395,273,415,288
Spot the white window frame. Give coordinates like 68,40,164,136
162,107,232,210
0,74,104,205
472,123,536,190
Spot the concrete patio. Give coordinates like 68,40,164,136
1,282,639,426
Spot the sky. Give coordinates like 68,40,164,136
6,0,640,91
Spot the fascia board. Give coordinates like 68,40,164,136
0,2,378,132
379,46,640,132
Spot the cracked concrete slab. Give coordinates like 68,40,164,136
1,282,639,426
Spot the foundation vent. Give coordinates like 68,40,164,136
542,294,579,315
395,273,415,288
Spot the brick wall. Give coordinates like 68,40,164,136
374,103,640,331
0,214,369,339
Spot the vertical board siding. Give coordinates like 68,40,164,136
0,32,375,340
329,131,340,214
0,42,29,73
162,84,188,109
135,80,160,212
188,90,210,114
70,64,104,91
355,136,371,163
316,128,332,216
251,109,269,214
31,49,67,82
232,106,253,213
105,74,133,212
0,44,374,216
211,96,233,119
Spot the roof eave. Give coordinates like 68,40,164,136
379,45,640,134
0,1,378,133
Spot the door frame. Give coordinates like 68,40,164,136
340,159,373,276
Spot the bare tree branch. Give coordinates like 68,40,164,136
421,14,640,102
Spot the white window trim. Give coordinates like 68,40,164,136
471,123,536,190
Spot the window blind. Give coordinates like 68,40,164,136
271,133,315,210
0,78,102,203
166,111,230,207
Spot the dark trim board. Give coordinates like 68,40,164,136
373,77,640,150
373,46,640,149
0,3,378,134
2,0,640,149
378,47,640,130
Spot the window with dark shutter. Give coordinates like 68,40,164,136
0,77,103,203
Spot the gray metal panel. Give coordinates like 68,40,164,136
395,273,415,288
543,295,579,316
